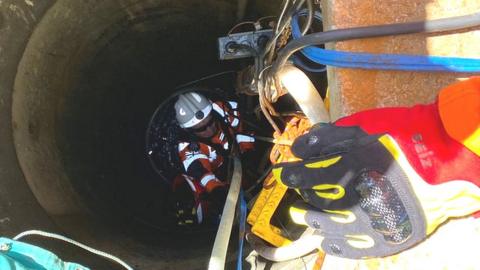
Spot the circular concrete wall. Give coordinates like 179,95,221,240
1,0,247,268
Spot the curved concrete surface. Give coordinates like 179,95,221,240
0,0,252,268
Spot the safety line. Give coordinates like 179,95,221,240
208,156,243,270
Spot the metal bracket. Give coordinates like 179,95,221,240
218,29,273,60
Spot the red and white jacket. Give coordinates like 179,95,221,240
177,100,255,193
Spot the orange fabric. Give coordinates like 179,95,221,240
270,117,311,164
213,101,243,130
178,142,223,173
211,101,255,153
239,141,255,153
209,126,231,150
204,179,225,193
438,77,480,156
177,100,254,192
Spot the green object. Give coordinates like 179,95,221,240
0,237,89,270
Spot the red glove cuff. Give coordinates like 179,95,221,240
335,81,480,187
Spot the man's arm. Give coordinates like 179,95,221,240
178,142,225,193
212,100,255,153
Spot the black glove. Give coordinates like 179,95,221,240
174,201,197,226
172,180,198,226
272,123,427,259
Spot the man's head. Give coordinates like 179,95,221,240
175,92,217,138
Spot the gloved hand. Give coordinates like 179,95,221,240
174,200,197,226
273,123,480,259
172,179,198,226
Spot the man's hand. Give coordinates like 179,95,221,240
175,200,197,226
273,123,480,259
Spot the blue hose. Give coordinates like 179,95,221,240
292,56,326,72
291,12,480,72
290,11,326,73
236,189,247,270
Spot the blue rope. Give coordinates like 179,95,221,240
236,189,247,270
291,12,480,72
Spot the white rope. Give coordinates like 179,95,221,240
13,230,134,270
276,0,291,34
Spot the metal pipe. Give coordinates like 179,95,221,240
255,135,293,145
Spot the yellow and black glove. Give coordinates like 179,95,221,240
273,123,480,259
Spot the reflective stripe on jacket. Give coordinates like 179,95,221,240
177,100,255,192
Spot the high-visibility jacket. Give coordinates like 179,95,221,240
177,100,255,193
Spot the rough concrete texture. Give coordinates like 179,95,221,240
1,0,246,268
320,0,480,269
0,0,57,239
323,0,480,120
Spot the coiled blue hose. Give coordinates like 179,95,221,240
290,11,480,72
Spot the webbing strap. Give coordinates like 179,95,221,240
208,157,243,270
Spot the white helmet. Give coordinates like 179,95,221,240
174,92,213,128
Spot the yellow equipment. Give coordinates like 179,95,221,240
247,117,310,247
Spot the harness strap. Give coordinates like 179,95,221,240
208,156,243,270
